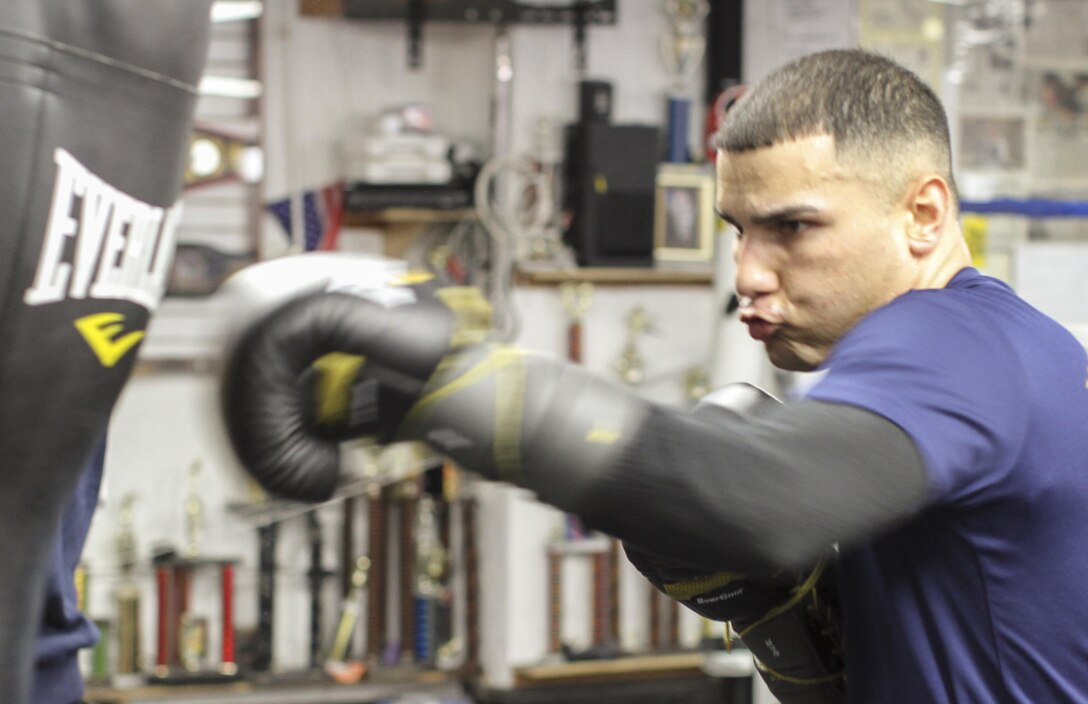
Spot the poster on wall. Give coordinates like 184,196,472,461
858,0,932,33
1023,68,1088,192
1023,0,1088,64
857,0,943,90
745,0,854,82
958,115,1026,172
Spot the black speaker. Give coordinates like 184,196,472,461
579,80,614,123
563,123,660,267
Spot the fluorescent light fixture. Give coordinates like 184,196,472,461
212,0,263,23
237,146,265,183
189,137,224,178
198,76,263,99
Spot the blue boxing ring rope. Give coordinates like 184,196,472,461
961,198,1088,218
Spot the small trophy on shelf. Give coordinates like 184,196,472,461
151,459,241,682
114,493,143,686
184,459,205,558
660,0,709,163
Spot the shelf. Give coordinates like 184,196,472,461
299,0,618,24
85,673,463,704
342,208,475,227
515,266,714,287
298,0,343,15
513,652,705,687
339,210,716,285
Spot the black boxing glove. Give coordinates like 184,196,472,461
621,386,846,703
616,385,797,629
623,541,795,623
221,281,650,512
625,544,844,704
220,258,491,501
732,557,845,704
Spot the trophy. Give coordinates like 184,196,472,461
365,483,388,665
307,511,334,670
253,521,277,672
613,306,654,386
560,281,594,366
152,460,240,681
412,494,449,665
114,493,142,684
397,477,421,664
324,556,371,684
184,460,205,558
659,0,709,163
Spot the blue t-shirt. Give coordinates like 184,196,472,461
33,440,105,704
808,268,1088,703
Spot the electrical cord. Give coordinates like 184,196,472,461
472,153,562,342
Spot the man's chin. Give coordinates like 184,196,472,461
766,341,822,373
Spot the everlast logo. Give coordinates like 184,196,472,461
74,312,145,368
24,148,181,310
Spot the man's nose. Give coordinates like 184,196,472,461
734,236,780,300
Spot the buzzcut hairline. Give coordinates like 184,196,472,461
713,49,959,208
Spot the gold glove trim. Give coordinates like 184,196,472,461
736,557,845,688
312,352,365,428
662,571,740,602
737,559,826,639
406,346,529,483
436,286,493,347
753,659,845,687
493,350,527,483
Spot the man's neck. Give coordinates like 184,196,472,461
915,229,973,290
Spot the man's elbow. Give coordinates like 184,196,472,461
740,520,837,575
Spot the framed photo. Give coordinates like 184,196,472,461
957,114,1027,172
654,165,715,263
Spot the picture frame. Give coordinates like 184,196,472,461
654,165,715,263
957,114,1027,173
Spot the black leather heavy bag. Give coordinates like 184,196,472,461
0,3,211,700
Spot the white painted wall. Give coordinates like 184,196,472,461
259,0,708,242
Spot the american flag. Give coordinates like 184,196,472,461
265,181,344,251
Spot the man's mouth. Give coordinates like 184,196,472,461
738,299,784,343
742,316,779,342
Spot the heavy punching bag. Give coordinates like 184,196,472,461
0,3,212,700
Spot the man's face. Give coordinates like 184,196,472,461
716,134,917,371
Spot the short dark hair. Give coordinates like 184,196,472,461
717,49,957,205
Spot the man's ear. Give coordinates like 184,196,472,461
905,175,952,256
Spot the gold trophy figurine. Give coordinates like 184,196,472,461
115,493,142,682
184,460,205,559
325,556,372,684
660,0,709,163
116,493,139,573
660,0,709,90
614,306,654,386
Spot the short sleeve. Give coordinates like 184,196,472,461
806,293,1028,506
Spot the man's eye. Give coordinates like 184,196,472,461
779,220,809,236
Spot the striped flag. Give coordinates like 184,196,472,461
265,181,345,251
265,197,292,239
303,182,344,251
